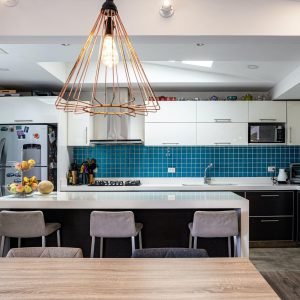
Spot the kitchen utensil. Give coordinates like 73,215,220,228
227,96,237,101
242,93,253,101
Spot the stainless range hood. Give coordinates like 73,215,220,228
90,139,143,145
90,114,144,145
90,88,144,145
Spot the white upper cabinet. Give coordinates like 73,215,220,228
287,101,300,145
197,101,248,123
197,123,248,146
249,101,286,123
145,102,197,123
145,123,196,146
67,112,94,146
0,97,58,124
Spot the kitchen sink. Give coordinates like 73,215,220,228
208,183,237,186
182,183,206,186
182,183,237,186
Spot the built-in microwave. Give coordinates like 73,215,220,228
248,123,285,144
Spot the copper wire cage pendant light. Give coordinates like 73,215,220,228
55,0,160,116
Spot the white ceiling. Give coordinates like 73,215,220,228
1,0,300,97
1,37,300,96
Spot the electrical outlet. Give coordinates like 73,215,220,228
268,166,276,172
168,167,176,173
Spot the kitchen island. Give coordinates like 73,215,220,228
0,191,249,257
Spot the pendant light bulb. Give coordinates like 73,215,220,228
102,34,119,68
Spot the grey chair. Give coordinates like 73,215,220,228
6,247,83,258
132,248,209,258
188,210,239,257
0,210,61,257
90,211,143,258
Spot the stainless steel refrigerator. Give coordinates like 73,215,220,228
0,124,57,196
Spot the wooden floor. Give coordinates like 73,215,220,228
250,248,300,300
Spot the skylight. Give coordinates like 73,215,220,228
181,61,214,68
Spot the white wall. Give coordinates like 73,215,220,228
1,0,300,38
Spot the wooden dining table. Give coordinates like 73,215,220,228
0,258,278,299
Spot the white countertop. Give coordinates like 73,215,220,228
0,191,248,210
60,177,300,192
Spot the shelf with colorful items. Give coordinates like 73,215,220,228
7,159,38,197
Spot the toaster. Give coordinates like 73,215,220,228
290,163,300,184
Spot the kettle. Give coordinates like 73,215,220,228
277,169,288,183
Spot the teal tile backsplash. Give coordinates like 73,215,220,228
73,145,300,177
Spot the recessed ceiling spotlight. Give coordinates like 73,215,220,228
181,61,214,68
160,0,174,18
61,43,71,47
196,43,205,47
248,64,259,69
0,48,8,55
0,68,10,71
2,0,19,7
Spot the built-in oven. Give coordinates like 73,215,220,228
290,163,300,184
248,123,285,144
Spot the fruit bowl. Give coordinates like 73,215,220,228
7,184,35,197
15,159,36,172
8,159,38,197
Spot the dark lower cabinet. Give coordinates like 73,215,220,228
250,217,294,241
245,191,295,241
246,191,294,216
297,193,300,244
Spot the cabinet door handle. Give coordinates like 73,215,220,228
289,127,292,144
162,142,180,145
85,126,88,145
214,119,232,122
260,194,279,197
260,219,279,223
214,142,232,145
259,118,277,122
14,120,33,123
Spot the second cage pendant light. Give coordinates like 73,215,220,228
56,0,160,116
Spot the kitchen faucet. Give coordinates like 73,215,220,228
204,163,213,184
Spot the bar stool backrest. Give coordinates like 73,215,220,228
132,248,209,258
0,211,46,238
90,211,136,238
191,210,239,238
6,247,83,258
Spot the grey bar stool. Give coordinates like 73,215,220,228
6,247,83,258
188,210,239,257
0,210,61,257
90,211,143,258
132,248,209,258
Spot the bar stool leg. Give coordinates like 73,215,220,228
100,237,104,258
42,236,46,247
227,237,232,257
233,236,237,257
0,236,5,257
90,236,95,258
138,231,142,249
57,230,61,247
131,236,136,255
189,233,192,248
193,237,197,249
18,238,21,248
